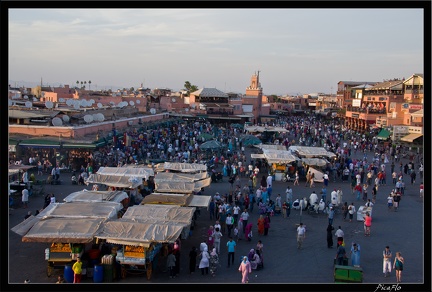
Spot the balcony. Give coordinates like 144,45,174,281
207,110,233,116
347,107,386,114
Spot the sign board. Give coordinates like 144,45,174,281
352,113,359,118
409,104,423,110
352,99,361,107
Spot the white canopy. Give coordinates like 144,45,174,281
307,167,324,183
96,166,152,180
63,190,128,204
121,164,155,177
254,144,287,150
300,157,329,167
289,146,336,158
260,149,298,164
155,177,211,193
162,162,207,173
95,219,185,247
86,173,143,189
142,193,211,209
154,172,208,183
122,205,195,225
22,217,106,243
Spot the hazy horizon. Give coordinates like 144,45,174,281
8,8,424,95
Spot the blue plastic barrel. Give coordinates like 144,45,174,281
64,264,74,283
93,264,104,283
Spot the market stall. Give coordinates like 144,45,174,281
63,189,129,205
11,201,121,277
160,162,207,173
95,219,185,280
154,178,211,193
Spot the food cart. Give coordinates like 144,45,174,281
95,220,184,280
11,201,122,277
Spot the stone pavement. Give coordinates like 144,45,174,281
7,147,427,289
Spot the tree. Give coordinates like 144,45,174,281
183,81,198,96
88,80,91,90
80,81,83,88
76,80,79,88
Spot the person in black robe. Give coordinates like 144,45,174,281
188,246,198,274
326,224,334,248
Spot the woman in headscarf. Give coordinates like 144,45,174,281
238,256,252,283
244,223,253,241
257,215,265,236
263,214,271,236
198,247,210,275
209,248,219,277
249,249,261,270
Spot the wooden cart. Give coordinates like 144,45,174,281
45,243,83,277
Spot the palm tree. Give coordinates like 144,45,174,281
84,81,87,89
88,80,91,90
76,80,79,88
80,81,83,89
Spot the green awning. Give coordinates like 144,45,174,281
63,143,96,149
19,139,61,148
9,139,20,145
376,129,391,140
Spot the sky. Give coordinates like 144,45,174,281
8,8,425,95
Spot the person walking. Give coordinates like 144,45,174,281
393,251,404,283
296,222,306,249
310,172,315,188
21,189,29,209
419,182,424,198
198,247,210,275
213,227,223,254
72,256,82,283
342,202,349,221
237,218,244,241
257,215,265,236
335,244,347,265
326,224,334,248
293,170,300,186
348,202,356,222
383,246,392,277
363,211,372,236
167,251,176,278
226,237,236,267
209,248,219,277
188,246,198,274
335,226,344,247
263,214,271,236
328,207,335,226
238,256,252,283
226,213,234,237
240,209,250,233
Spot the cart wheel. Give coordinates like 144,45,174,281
47,263,53,277
146,262,152,280
121,266,127,279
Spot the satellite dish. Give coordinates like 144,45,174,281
123,101,128,107
109,101,115,105
83,114,93,123
25,101,32,108
33,97,38,102
89,99,95,104
62,115,70,122
24,95,29,99
8,99,12,106
66,99,73,106
136,99,140,104
97,102,102,108
41,92,45,97
172,98,176,102
59,98,65,102
92,114,99,121
45,101,53,109
128,121,133,126
98,113,105,121
185,108,189,112
150,108,156,115
52,117,63,126
80,99,87,106
129,101,134,106
74,103,80,110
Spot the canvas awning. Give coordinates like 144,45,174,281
376,129,391,140
288,146,336,158
63,190,129,203
121,205,195,225
97,166,152,180
154,172,208,183
155,177,211,193
141,193,193,206
400,133,423,142
95,219,185,246
86,173,143,189
22,217,107,243
162,162,207,173
251,153,266,159
300,158,329,167
62,143,96,149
